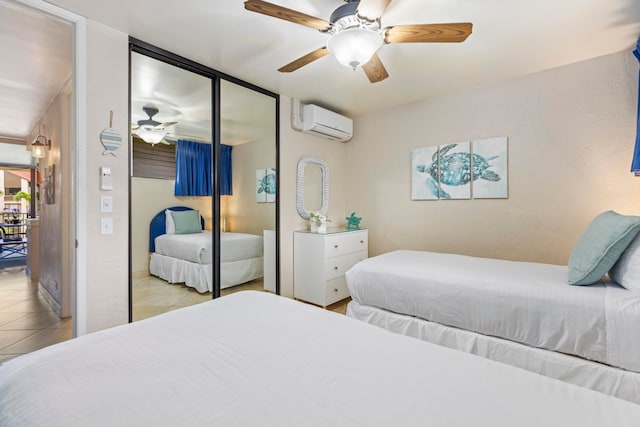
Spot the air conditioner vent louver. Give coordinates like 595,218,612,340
301,104,353,142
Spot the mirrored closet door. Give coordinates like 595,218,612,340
128,40,279,322
219,80,277,296
129,51,214,321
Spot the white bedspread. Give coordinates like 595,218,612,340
1,292,639,426
154,231,262,264
346,250,640,373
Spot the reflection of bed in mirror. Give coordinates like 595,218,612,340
148,207,263,292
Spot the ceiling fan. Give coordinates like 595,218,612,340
132,103,178,145
244,0,472,83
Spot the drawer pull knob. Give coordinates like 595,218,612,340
360,240,364,243
334,288,338,293
334,245,338,248
334,266,338,270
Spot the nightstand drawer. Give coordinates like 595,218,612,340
324,251,367,281
325,276,350,305
324,232,368,258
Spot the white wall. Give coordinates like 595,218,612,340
225,139,276,235
81,20,129,332
279,96,349,297
346,50,640,265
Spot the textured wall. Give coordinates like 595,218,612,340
225,139,276,236
279,96,349,297
346,50,640,265
29,88,72,316
81,20,129,333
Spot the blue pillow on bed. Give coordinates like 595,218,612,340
568,211,640,285
171,209,202,234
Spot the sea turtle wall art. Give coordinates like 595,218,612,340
256,168,276,203
411,137,508,200
472,137,508,198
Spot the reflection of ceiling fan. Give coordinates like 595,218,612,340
132,104,178,145
244,0,472,83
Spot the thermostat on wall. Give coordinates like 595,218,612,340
100,166,112,190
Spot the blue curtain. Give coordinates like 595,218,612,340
175,140,212,196
632,39,640,176
220,144,233,195
174,140,233,196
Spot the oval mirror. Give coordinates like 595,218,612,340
296,156,328,220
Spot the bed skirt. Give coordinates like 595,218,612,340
347,300,640,405
149,253,263,293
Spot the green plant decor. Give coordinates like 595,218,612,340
13,191,31,203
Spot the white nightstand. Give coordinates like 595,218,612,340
294,228,368,307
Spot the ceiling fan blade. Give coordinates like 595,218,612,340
155,121,178,129
384,23,473,44
244,0,331,31
356,0,392,22
278,47,329,73
362,53,389,83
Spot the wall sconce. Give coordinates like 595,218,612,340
32,126,51,159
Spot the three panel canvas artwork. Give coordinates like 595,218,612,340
411,137,508,200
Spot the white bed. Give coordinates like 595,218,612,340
346,250,640,404
151,231,263,292
148,207,263,292
1,291,639,426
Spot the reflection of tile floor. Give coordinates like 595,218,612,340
132,274,265,321
133,274,350,321
0,267,72,364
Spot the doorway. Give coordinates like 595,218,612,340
0,0,82,362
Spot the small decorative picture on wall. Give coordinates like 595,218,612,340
471,137,508,199
434,142,472,200
411,137,508,201
256,168,276,203
44,164,55,204
412,142,472,200
411,145,440,200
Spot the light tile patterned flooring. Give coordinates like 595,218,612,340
133,274,349,321
0,267,72,364
0,270,349,363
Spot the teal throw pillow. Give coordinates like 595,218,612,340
568,211,640,285
172,210,202,234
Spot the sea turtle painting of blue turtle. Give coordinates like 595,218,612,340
258,171,276,195
415,143,501,199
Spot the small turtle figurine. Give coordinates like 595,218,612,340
346,212,362,231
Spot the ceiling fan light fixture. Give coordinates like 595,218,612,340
137,128,167,144
327,27,383,70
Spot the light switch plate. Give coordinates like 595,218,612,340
101,195,113,213
101,217,113,235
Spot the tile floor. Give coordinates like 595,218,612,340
0,270,349,363
0,267,72,364
132,274,350,321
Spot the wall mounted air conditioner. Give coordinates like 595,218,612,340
291,99,353,142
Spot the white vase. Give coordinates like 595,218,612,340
310,221,318,233
318,223,326,234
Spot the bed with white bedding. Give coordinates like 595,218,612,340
1,291,639,426
346,249,640,404
148,207,263,292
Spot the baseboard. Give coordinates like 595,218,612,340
38,282,62,317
